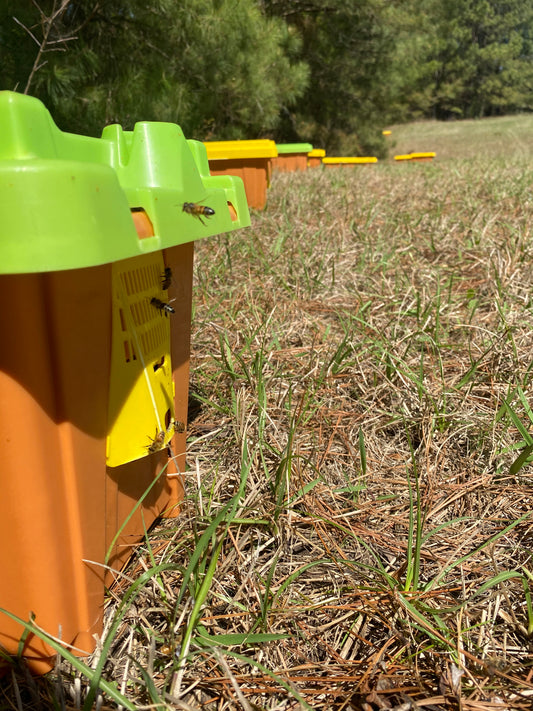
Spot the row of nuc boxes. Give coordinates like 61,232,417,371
207,139,436,209
0,89,433,674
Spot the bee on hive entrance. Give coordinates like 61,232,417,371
182,201,215,225
151,297,175,316
161,267,172,290
147,429,166,454
172,420,185,433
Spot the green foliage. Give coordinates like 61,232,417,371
263,0,394,156
389,0,533,119
0,0,308,138
431,0,533,118
382,1,438,120
2,0,533,152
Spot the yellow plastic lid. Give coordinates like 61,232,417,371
322,156,378,164
308,148,326,158
204,139,278,160
394,152,436,161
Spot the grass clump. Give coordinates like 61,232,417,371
2,122,533,709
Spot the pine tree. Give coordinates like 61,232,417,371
0,0,309,138
387,0,533,120
432,0,533,118
261,0,396,156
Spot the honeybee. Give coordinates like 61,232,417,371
151,297,175,316
161,267,172,290
182,201,215,225
147,429,166,453
172,420,185,433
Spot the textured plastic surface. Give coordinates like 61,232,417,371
0,91,250,273
275,143,313,154
204,139,277,160
0,92,250,672
0,248,190,673
307,149,326,168
308,149,325,158
272,143,314,173
106,251,176,467
205,140,278,210
205,140,278,209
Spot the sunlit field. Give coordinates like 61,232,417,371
4,116,533,710
389,113,533,161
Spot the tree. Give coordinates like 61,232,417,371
432,0,533,118
261,0,397,156
0,0,309,139
381,1,439,121
387,0,533,120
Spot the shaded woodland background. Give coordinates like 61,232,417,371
1,0,533,156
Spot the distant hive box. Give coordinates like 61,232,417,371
307,148,326,168
205,139,277,210
272,143,313,172
0,90,250,674
322,156,378,168
394,152,436,162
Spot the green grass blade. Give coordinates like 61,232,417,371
104,463,168,565
130,656,166,709
176,536,224,669
358,427,367,477
424,512,531,592
522,570,533,635
83,562,181,710
260,553,280,626
175,440,251,610
0,608,137,710
396,593,455,651
509,442,533,475
195,627,288,647
272,560,332,605
466,570,523,599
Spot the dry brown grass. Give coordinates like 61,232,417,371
3,148,533,710
388,114,533,161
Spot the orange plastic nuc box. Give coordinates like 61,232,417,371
272,143,314,173
0,91,250,673
204,139,278,210
307,148,326,168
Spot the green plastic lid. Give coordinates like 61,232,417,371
275,143,313,154
0,91,250,273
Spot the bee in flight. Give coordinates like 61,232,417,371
147,429,166,454
161,267,172,290
171,420,185,434
151,296,175,316
182,201,215,225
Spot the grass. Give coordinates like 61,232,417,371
2,115,533,709
388,113,533,160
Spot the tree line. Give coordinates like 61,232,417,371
1,0,533,156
